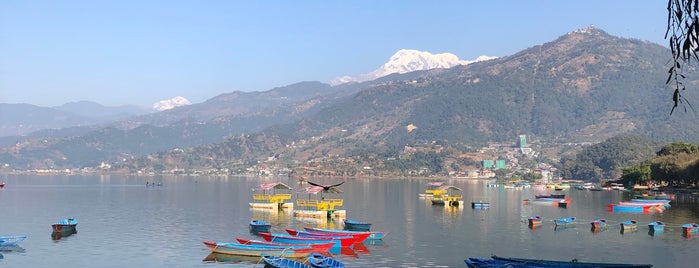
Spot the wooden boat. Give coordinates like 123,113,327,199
202,241,315,258
591,219,608,229
287,228,386,240
307,252,345,268
464,255,653,268
235,238,334,252
343,219,371,231
301,227,372,243
0,235,26,246
249,219,272,234
52,228,77,240
471,202,489,209
262,254,314,268
52,218,77,232
259,232,353,248
647,221,665,232
535,194,565,199
682,223,699,236
528,216,542,226
620,220,638,231
554,217,576,227
607,204,656,213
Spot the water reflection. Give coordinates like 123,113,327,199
202,253,263,264
0,245,26,253
52,229,77,241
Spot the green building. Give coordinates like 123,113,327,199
495,159,506,169
483,159,494,169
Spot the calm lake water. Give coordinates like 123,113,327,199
1,175,698,268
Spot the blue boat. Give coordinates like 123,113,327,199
262,254,313,268
554,217,576,226
607,204,656,213
465,256,653,268
647,221,665,232
307,252,345,268
250,219,272,234
343,219,371,231
52,218,77,232
471,202,489,209
0,235,26,246
591,219,608,230
682,223,699,236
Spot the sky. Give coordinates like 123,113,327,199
0,1,669,108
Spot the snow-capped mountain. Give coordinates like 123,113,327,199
152,96,191,111
330,49,496,85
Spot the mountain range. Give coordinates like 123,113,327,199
1,26,697,174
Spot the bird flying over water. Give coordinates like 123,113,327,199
307,181,345,191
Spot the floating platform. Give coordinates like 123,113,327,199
293,209,346,219
249,202,293,209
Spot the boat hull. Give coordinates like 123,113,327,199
262,254,313,268
203,241,313,258
307,252,346,268
343,219,371,231
0,235,27,246
465,256,653,268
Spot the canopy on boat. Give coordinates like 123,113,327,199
427,181,444,187
436,185,462,192
256,182,293,191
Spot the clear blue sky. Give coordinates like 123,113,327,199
0,0,668,107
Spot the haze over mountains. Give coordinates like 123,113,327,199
1,26,697,173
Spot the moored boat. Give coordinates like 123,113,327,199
682,223,699,236
301,227,372,243
307,252,345,268
471,202,489,209
202,241,315,258
235,238,334,252
591,219,608,230
343,219,371,231
287,228,387,240
620,220,638,231
250,219,272,234
607,204,656,213
262,254,313,268
0,235,27,246
52,218,77,232
554,217,576,226
528,216,542,226
464,255,653,268
535,194,565,199
647,221,665,232
260,232,353,248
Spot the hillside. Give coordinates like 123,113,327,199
2,27,699,174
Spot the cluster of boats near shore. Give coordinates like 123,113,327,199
202,218,387,268
523,194,699,238
0,217,77,260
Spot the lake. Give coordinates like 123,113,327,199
0,175,698,268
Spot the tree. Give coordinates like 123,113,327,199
666,0,699,114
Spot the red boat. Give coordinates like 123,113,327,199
288,227,371,243
259,232,354,248
235,237,334,252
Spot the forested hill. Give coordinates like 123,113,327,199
113,27,699,173
4,26,699,172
